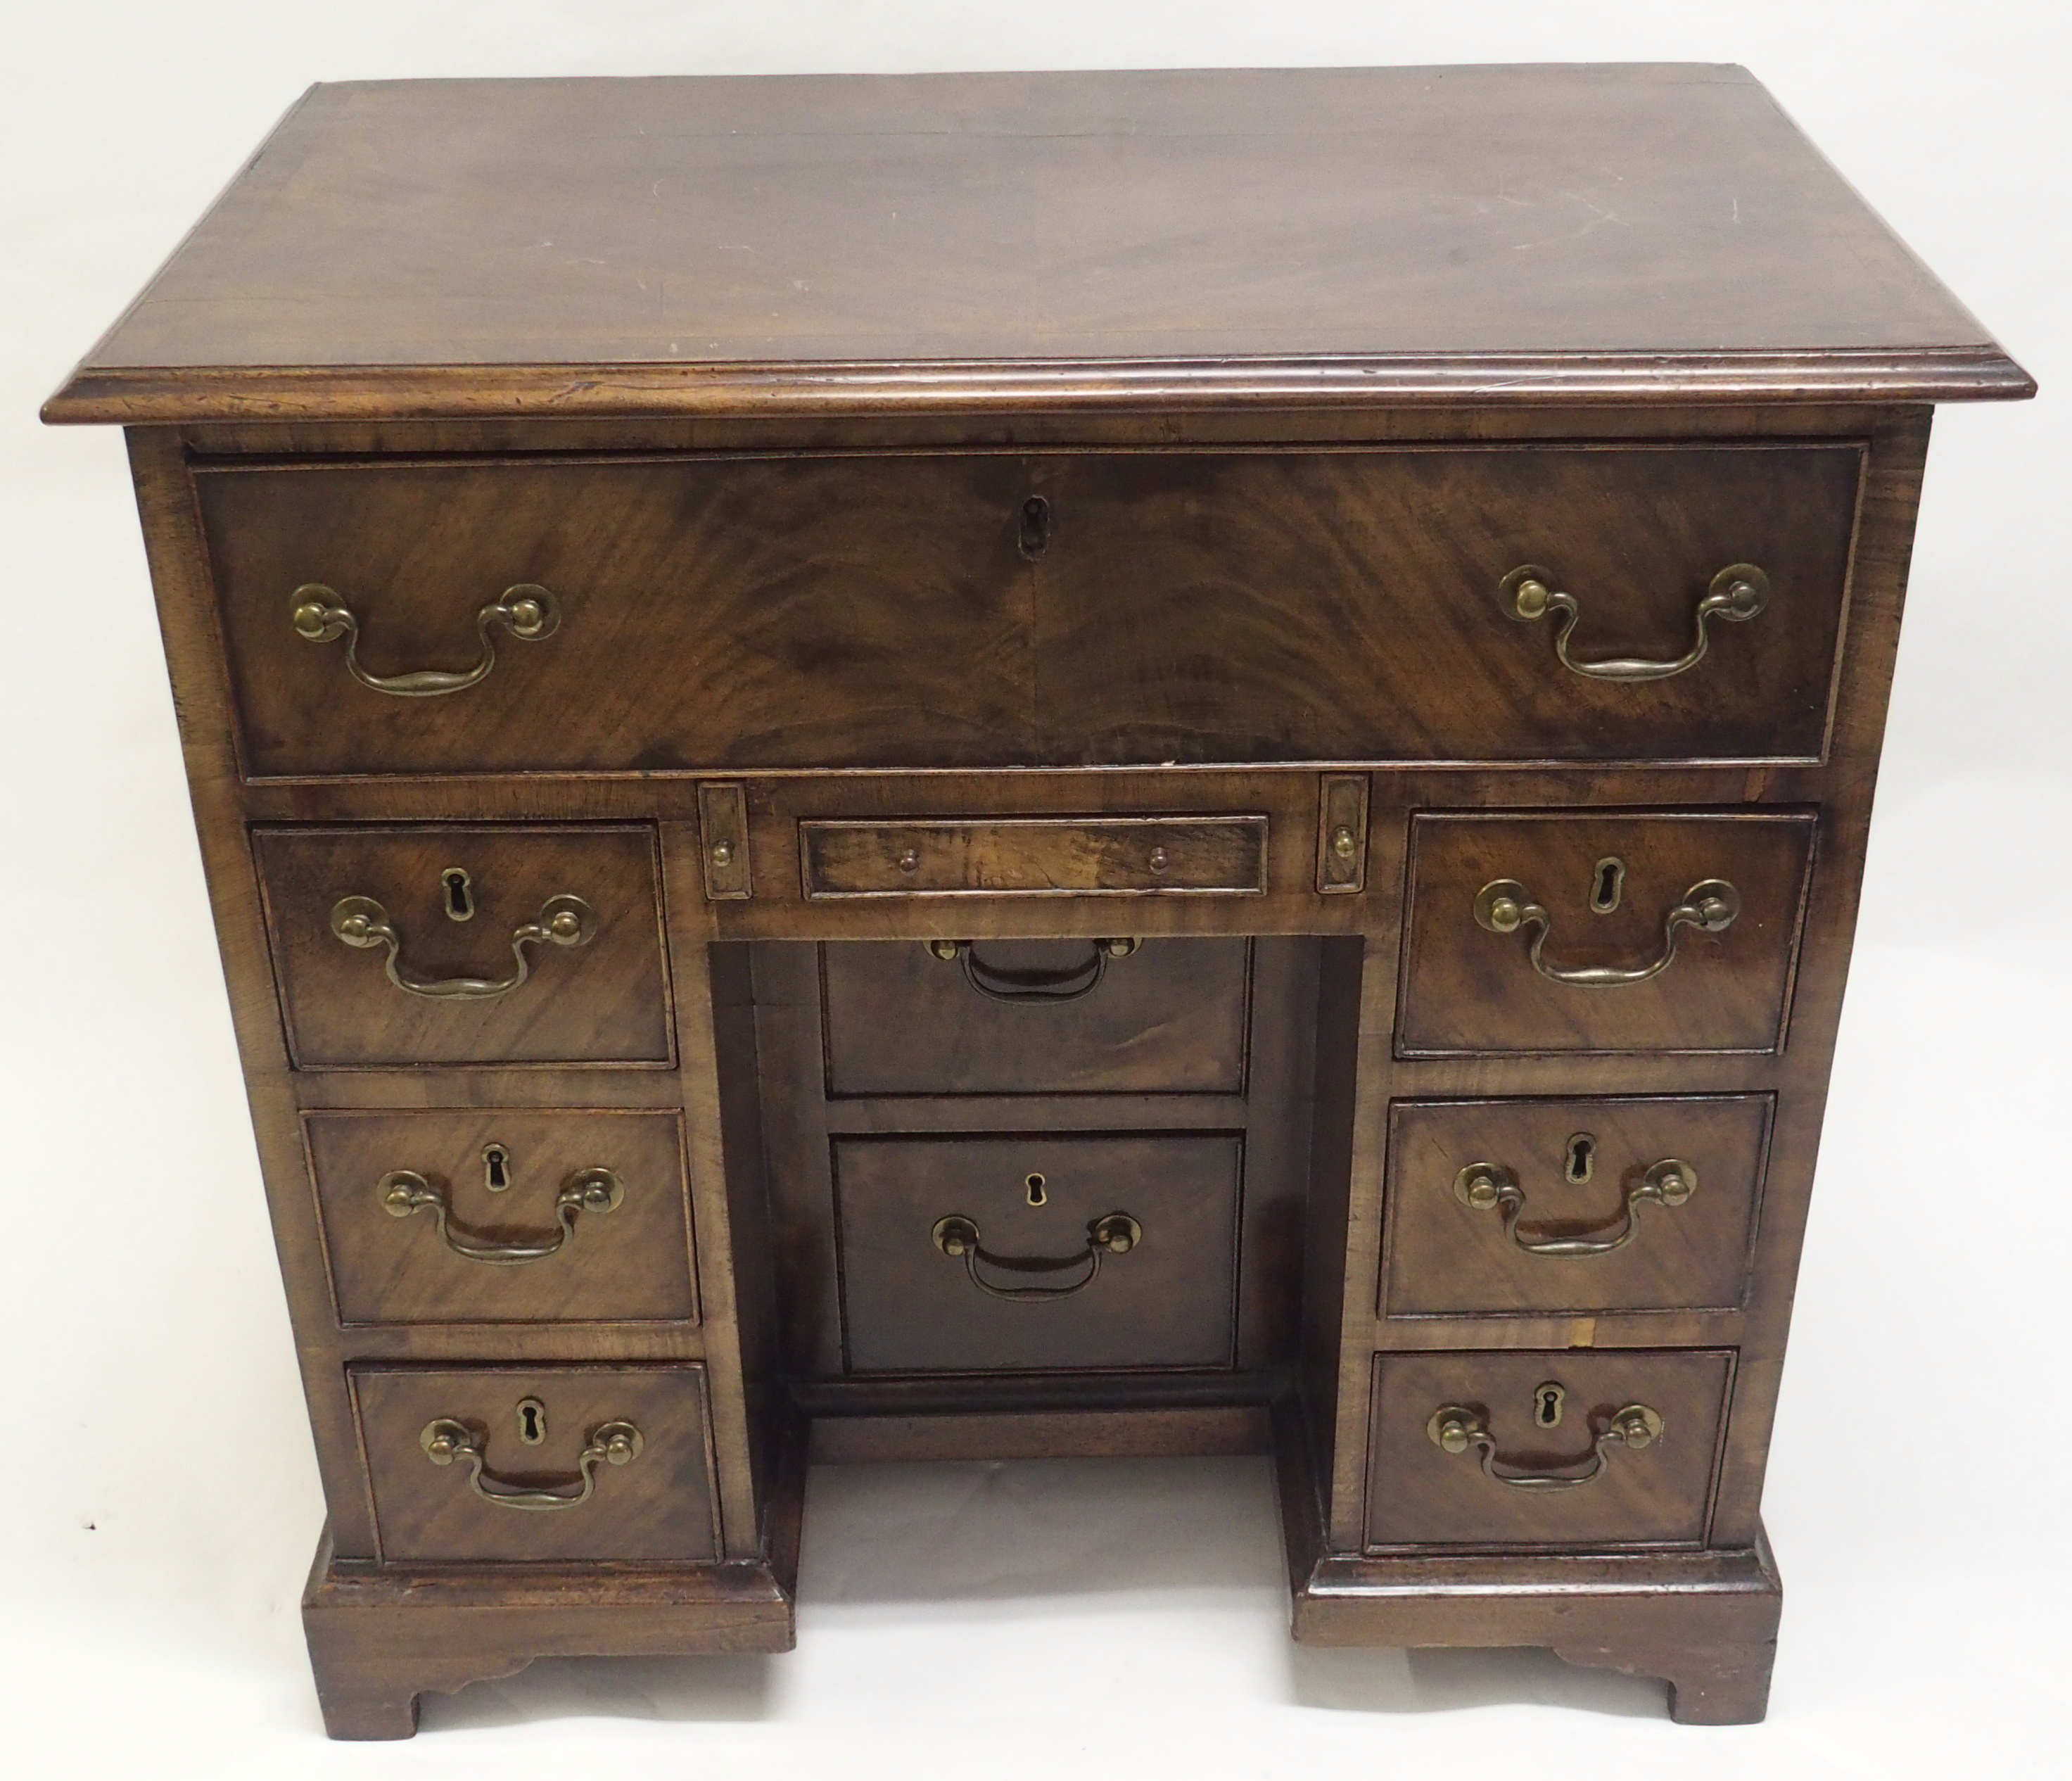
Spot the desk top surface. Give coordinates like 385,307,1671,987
46,65,2032,422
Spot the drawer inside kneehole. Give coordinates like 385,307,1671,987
1397,811,1817,1056
833,1133,1242,1374
1365,1349,1734,1551
307,1109,697,1326
254,824,674,1067
820,937,1253,1096
1382,1095,1771,1317
353,1364,720,1564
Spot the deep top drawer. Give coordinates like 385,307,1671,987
194,444,1860,778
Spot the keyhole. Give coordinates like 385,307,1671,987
442,867,474,922
1017,495,1053,560
516,1397,547,1445
1025,1172,1048,1208
483,1143,511,1193
1564,1134,1596,1185
1533,1383,1565,1429
1589,856,1625,914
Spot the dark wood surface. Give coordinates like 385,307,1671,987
352,1364,721,1563
820,937,1252,1097
305,1108,697,1324
42,67,2031,423
1381,1096,1770,1318
253,824,675,1067
1397,811,1818,1056
191,443,1862,777
1364,1349,1734,1550
834,1133,1242,1374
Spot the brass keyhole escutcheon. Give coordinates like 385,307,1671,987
1564,1134,1596,1185
1025,1172,1048,1208
442,866,474,922
1533,1382,1566,1429
483,1143,512,1193
1589,856,1625,914
516,1397,548,1446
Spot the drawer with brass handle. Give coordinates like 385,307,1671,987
1381,1096,1772,1317
193,445,1860,782
305,1110,697,1326
832,1133,1241,1374
1365,1349,1734,1552
1397,811,1817,1056
352,1364,720,1564
819,937,1253,1096
253,825,674,1067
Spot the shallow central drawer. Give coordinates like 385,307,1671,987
307,1110,697,1325
820,937,1252,1096
834,1134,1241,1374
354,1364,720,1564
254,825,673,1068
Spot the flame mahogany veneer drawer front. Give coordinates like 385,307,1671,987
253,825,674,1068
353,1364,720,1564
193,443,1860,780
1365,1350,1736,1552
820,937,1254,1097
1382,1096,1772,1318
833,1133,1242,1375
1398,811,1817,1056
306,1110,698,1326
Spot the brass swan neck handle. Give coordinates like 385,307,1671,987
928,937,1140,1003
419,1416,642,1511
1501,563,1768,683
381,1167,624,1265
291,582,560,697
930,1211,1142,1301
1426,1402,1665,1490
330,892,597,1001
1453,1158,1695,1257
1474,877,1739,987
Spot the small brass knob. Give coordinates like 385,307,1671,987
1331,825,1357,860
1148,847,1169,875
898,848,920,874
710,839,734,867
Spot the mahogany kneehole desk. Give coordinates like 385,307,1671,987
44,65,2033,1737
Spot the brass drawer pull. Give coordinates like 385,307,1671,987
380,1166,624,1265
1426,1401,1665,1489
419,1414,642,1511
290,582,560,697
329,892,597,1000
930,1210,1142,1302
1500,562,1768,683
1473,876,1739,987
927,937,1140,1003
1453,1158,1695,1256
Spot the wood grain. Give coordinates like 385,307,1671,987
43,68,2030,424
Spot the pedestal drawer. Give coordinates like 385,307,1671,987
354,1364,720,1564
1382,1096,1771,1317
307,1110,697,1325
254,825,674,1067
820,937,1252,1096
1365,1349,1733,1552
833,1133,1241,1374
1398,811,1816,1056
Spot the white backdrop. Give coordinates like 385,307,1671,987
3,4,2066,1776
